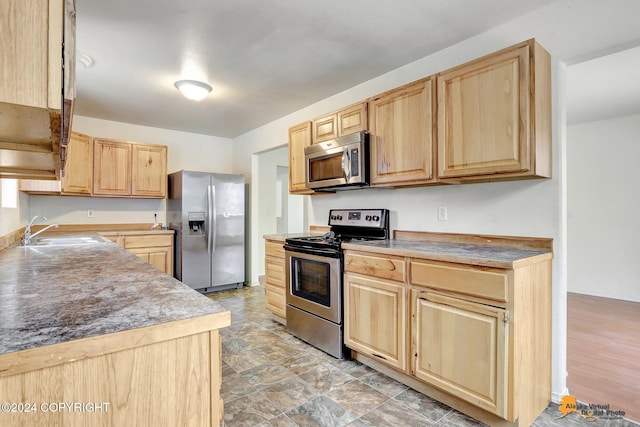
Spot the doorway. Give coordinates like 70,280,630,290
566,46,640,422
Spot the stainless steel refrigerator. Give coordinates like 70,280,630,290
167,170,245,292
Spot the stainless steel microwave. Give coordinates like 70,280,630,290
304,132,369,191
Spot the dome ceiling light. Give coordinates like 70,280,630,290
174,79,212,101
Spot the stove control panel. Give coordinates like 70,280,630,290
328,209,387,228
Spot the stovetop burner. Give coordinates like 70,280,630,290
285,209,389,251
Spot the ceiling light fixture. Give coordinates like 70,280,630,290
174,79,212,101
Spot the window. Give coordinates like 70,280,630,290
1,179,18,208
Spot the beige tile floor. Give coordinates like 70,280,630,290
208,286,631,427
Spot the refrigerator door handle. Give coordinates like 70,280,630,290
211,185,217,253
207,185,213,254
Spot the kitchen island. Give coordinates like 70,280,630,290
0,235,230,427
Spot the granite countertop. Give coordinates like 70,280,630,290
342,238,552,269
0,233,230,356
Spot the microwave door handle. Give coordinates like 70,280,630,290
342,150,351,181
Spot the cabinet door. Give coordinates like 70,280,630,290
61,131,92,195
338,103,367,136
288,122,313,194
0,0,62,109
131,144,167,197
412,290,508,418
312,113,338,143
92,139,131,196
437,41,550,180
128,246,172,275
369,78,435,187
344,273,406,371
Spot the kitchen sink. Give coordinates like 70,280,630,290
20,237,103,247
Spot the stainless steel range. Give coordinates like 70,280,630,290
284,208,389,358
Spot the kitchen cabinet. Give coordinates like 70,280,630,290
342,231,552,427
93,138,131,196
61,131,92,195
411,289,508,418
18,131,92,195
288,122,314,194
264,239,286,322
0,0,75,180
437,39,551,182
344,272,406,371
312,102,368,143
93,138,167,198
344,251,407,371
131,143,167,197
102,231,174,276
369,78,436,187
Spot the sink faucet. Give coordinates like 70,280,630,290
23,216,59,245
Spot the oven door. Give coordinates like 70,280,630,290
285,248,342,324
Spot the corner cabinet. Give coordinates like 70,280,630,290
102,231,174,276
437,39,551,182
61,131,92,195
288,122,313,194
369,78,436,187
264,239,287,323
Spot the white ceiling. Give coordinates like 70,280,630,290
74,0,560,138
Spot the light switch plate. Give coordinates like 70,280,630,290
438,205,448,221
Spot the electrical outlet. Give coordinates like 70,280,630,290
87,209,94,218
437,205,448,221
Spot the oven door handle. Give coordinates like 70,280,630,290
284,245,341,258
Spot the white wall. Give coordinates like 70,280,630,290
232,0,640,402
27,116,235,226
567,113,640,302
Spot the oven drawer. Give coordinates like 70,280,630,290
265,240,285,258
410,259,508,302
345,251,406,282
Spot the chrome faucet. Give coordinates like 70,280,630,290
23,216,59,245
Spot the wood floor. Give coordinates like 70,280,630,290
567,292,640,422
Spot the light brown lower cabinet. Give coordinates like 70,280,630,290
264,239,286,323
101,232,174,276
343,247,551,427
411,289,508,418
344,273,406,371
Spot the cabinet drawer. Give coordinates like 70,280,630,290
124,234,173,249
410,259,508,302
265,240,285,258
345,251,406,282
265,255,285,287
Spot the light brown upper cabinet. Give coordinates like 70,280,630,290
93,139,132,196
132,144,167,197
437,39,551,182
369,78,436,187
93,139,167,198
61,131,92,195
288,122,314,194
0,0,76,180
312,102,368,144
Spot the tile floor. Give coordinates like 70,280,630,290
208,286,632,427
